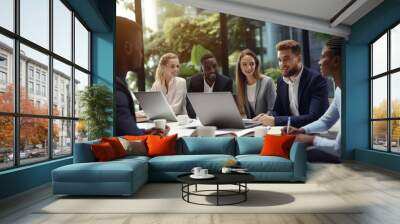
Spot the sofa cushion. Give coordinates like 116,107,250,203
236,155,293,172
236,137,263,155
115,155,150,163
118,137,147,156
74,139,101,163
124,135,148,141
260,134,296,159
147,134,177,157
101,137,127,158
91,142,118,161
148,154,235,172
177,137,236,155
53,159,147,183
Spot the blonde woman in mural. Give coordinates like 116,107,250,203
151,53,187,115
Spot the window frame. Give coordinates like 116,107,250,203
0,0,92,171
370,20,400,154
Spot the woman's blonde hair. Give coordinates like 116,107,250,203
235,49,261,116
155,53,179,83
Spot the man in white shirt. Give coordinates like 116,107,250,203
283,65,303,116
282,37,345,163
186,53,233,118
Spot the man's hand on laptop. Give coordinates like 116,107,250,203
252,113,275,126
281,126,305,135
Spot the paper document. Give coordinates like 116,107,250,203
268,126,284,135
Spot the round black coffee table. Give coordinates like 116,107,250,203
177,173,255,206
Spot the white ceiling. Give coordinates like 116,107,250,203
228,0,352,23
171,0,384,38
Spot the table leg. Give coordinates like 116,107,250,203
181,184,183,199
217,184,219,206
245,183,247,201
187,184,190,202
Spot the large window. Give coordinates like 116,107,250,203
0,0,91,170
370,23,400,153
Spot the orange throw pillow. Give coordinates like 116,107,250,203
101,137,126,158
91,142,117,161
146,134,177,157
124,135,148,141
259,134,296,159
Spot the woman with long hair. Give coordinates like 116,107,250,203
151,53,187,115
236,49,276,118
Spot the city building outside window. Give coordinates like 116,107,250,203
0,71,6,86
41,73,46,83
0,54,7,67
42,85,46,97
0,0,91,170
28,81,34,94
0,54,7,91
36,83,40,95
28,67,34,80
35,70,40,81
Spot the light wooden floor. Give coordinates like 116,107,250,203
1,161,400,224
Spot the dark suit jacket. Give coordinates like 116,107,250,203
272,67,329,128
186,73,233,118
115,76,145,136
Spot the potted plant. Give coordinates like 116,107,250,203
79,84,113,140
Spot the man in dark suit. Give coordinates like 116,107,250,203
254,40,329,128
186,53,233,118
116,17,164,136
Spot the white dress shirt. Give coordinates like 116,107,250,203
302,87,341,157
151,76,187,115
204,79,214,92
282,65,303,116
246,82,257,112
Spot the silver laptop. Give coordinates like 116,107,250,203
187,92,260,129
134,91,177,122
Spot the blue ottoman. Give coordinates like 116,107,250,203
52,157,148,196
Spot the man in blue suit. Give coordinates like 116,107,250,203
254,40,329,128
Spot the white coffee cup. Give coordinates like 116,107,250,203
200,169,208,176
191,167,202,176
221,167,232,174
154,119,167,129
177,114,189,125
196,126,216,137
254,126,270,137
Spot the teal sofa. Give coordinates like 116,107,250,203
52,137,306,196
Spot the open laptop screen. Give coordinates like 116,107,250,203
187,92,258,129
134,91,177,122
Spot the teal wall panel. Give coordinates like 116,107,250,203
65,0,110,32
343,44,369,159
345,0,400,171
91,0,115,135
0,158,72,199
355,149,400,172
